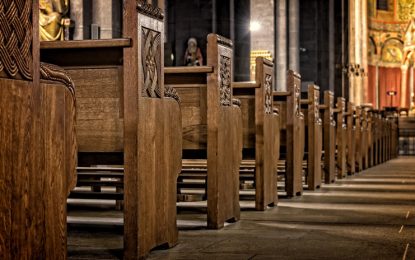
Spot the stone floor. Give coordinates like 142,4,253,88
68,157,415,259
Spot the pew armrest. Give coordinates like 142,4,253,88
40,62,77,194
273,91,291,97
232,81,260,89
165,66,213,74
232,98,242,107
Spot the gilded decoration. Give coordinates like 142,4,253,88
398,0,415,21
381,39,404,63
39,0,69,41
367,0,414,67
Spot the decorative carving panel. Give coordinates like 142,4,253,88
329,94,336,127
338,99,347,129
264,74,272,114
219,55,231,106
141,27,161,98
0,0,33,80
294,82,303,119
313,89,321,124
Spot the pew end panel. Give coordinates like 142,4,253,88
273,70,305,197
206,34,241,229
233,57,279,211
255,57,279,209
346,102,356,175
322,91,336,184
123,2,181,258
354,107,364,172
1,2,77,258
335,97,347,178
305,85,322,190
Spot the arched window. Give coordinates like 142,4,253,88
377,0,388,11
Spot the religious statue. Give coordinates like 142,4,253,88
39,0,69,41
184,37,203,66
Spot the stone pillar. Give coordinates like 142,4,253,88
328,0,335,92
401,65,409,108
354,0,362,105
275,0,287,91
348,0,365,105
288,0,299,72
361,0,369,104
341,0,348,98
70,0,84,40
348,0,356,103
92,0,121,39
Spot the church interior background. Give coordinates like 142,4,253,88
8,0,415,258
47,0,415,112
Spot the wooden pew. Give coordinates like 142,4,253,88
41,2,182,258
233,57,279,210
373,111,381,165
1,0,77,258
385,118,391,161
346,102,356,175
320,91,336,183
383,116,389,163
165,34,242,229
335,97,347,178
354,107,364,172
301,85,322,190
361,108,370,170
273,70,305,197
367,110,375,168
391,117,398,159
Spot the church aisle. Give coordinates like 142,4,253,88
68,157,415,259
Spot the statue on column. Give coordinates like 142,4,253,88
184,38,203,66
40,0,69,41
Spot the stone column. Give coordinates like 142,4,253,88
348,0,365,105
348,0,356,103
401,65,409,108
361,0,369,104
70,0,84,40
288,0,299,72
275,0,287,91
92,0,121,39
354,0,362,105
328,0,335,92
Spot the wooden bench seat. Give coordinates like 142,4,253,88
320,91,336,183
335,98,347,178
273,70,305,197
354,107,364,172
1,1,77,258
346,102,356,175
165,34,242,229
233,57,279,210
301,85,322,190
41,2,183,258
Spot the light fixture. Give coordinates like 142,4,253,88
250,21,261,32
